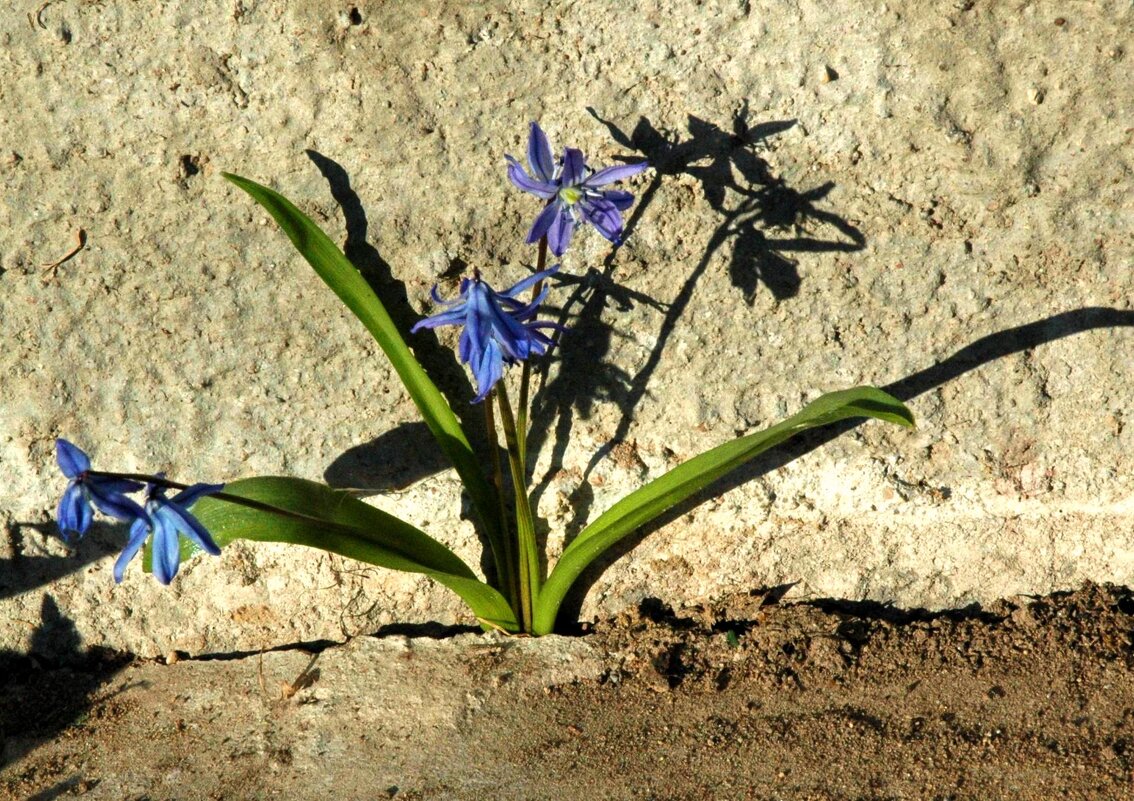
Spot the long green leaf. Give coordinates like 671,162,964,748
222,173,505,571
532,386,914,635
191,477,518,632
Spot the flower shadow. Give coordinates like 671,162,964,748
0,520,123,601
590,103,864,304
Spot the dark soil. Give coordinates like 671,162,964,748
4,583,1134,800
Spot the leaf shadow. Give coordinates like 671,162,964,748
304,149,478,415
552,306,1134,628
323,422,452,496
304,150,501,579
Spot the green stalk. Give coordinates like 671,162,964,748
90,470,333,525
496,386,539,632
483,392,520,617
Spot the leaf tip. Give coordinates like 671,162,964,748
855,387,915,428
222,171,258,193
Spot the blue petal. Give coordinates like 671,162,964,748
86,479,147,522
57,482,92,541
464,286,490,366
506,156,557,199
170,482,225,509
114,518,151,583
501,264,561,298
560,148,586,186
485,299,533,362
578,197,624,241
525,328,556,356
493,294,526,313
585,161,648,187
430,284,458,305
470,339,504,403
151,507,182,585
55,439,90,479
509,283,553,322
526,320,565,349
525,201,561,244
548,208,575,256
526,320,563,331
163,501,222,556
412,305,471,332
471,282,530,362
91,476,146,496
527,122,555,183
602,189,635,211
458,325,473,364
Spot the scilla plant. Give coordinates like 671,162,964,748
52,122,913,635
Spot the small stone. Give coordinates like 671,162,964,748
822,65,839,83
1028,87,1045,105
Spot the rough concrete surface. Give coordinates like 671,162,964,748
1,1,1132,657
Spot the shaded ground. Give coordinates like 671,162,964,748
4,583,1133,800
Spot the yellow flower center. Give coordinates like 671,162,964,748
559,186,583,205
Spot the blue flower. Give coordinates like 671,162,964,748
55,438,147,542
114,480,224,585
412,266,560,403
507,121,648,256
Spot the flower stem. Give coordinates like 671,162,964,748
483,391,520,617
495,386,538,633
88,470,349,528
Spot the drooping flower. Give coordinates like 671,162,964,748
114,479,224,585
506,121,648,256
55,438,147,542
412,266,560,403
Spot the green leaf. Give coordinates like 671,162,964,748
221,172,505,573
532,386,914,635
190,477,518,632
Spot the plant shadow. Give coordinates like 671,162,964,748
527,106,864,543
307,109,871,594
1,520,125,601
323,422,452,496
0,594,133,774
305,150,504,579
